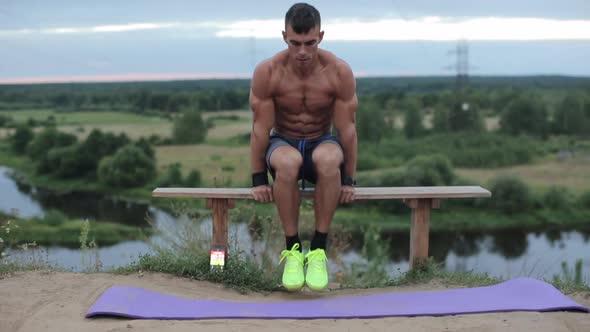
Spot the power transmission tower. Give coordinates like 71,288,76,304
444,39,483,131
446,39,471,110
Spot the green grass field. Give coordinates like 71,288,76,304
2,109,589,195
456,156,590,194
0,110,166,125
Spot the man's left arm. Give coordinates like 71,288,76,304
333,62,358,204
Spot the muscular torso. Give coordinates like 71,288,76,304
270,50,341,139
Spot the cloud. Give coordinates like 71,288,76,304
217,17,590,41
1,16,589,41
0,22,220,36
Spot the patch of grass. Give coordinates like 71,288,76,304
387,258,502,288
551,259,590,294
124,249,281,293
156,144,250,186
2,110,166,125
7,217,150,248
551,278,590,294
205,122,251,141
0,141,28,169
386,258,589,294
457,155,590,194
0,260,50,279
58,123,173,141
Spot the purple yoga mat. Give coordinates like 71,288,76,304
86,278,588,319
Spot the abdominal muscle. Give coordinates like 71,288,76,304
273,106,333,140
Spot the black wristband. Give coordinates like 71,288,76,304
342,176,356,186
252,171,269,187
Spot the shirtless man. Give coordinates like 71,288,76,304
249,3,358,291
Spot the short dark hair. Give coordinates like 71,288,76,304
285,3,321,34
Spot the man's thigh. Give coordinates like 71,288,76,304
305,141,344,183
267,143,302,180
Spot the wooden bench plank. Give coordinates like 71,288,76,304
152,186,491,199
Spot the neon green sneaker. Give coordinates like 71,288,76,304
305,248,329,291
279,243,305,292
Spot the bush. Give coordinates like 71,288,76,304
376,132,538,168
404,105,424,139
487,175,532,214
40,210,67,226
98,145,156,187
185,170,201,187
405,155,455,186
0,114,13,127
27,128,78,173
173,109,207,144
356,151,384,171
157,163,184,187
542,186,574,210
10,125,34,154
500,95,549,137
357,102,390,144
578,191,590,209
46,145,81,178
357,155,455,214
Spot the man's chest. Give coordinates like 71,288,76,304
273,74,336,114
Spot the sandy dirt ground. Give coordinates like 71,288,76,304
1,271,589,332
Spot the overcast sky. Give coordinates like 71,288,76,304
1,0,589,83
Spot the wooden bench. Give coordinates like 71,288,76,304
152,186,491,268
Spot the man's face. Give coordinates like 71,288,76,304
282,24,324,68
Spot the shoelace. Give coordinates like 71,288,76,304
279,243,304,270
305,249,328,271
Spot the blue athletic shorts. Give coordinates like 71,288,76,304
265,130,343,185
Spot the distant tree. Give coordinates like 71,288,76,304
420,93,439,108
403,103,424,139
432,107,451,132
553,94,588,136
98,145,156,187
135,137,155,159
172,109,207,144
50,93,70,108
0,114,12,127
356,102,389,145
448,100,484,132
27,128,78,173
185,169,202,187
133,89,151,113
157,163,184,187
149,93,171,111
10,125,34,154
500,95,549,137
46,145,80,178
75,129,131,177
168,94,191,113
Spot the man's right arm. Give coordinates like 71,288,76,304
249,61,275,202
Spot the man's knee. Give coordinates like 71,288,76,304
313,145,343,177
271,149,303,181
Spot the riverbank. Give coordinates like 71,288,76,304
2,138,590,234
1,269,588,332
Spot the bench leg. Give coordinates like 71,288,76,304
405,198,439,269
206,198,235,248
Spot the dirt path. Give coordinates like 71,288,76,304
1,271,588,332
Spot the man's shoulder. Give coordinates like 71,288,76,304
256,51,288,75
319,49,353,77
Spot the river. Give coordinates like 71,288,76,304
1,166,589,281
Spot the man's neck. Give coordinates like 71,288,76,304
289,56,319,79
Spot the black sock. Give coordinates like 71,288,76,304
310,231,328,251
286,233,302,252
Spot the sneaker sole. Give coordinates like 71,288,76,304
283,283,304,292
